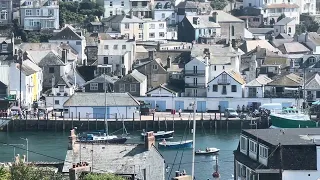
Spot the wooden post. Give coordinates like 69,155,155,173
165,117,167,131
139,113,142,130
226,118,229,132
241,119,243,129
78,112,80,121
158,116,160,131
71,112,74,129
87,117,90,131
152,113,155,131
172,114,175,131
115,113,118,130
132,113,135,131
37,112,40,130
145,118,148,131
25,112,27,130
96,118,98,130
209,115,212,131
55,113,57,132
62,113,65,131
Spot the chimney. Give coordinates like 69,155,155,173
205,56,209,66
68,129,77,151
245,18,249,29
144,131,155,151
167,56,171,68
69,162,91,180
130,10,133,19
212,12,218,23
62,49,67,63
148,50,155,60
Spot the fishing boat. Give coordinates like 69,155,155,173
79,132,128,144
141,130,174,140
158,140,193,149
270,107,318,128
195,147,220,155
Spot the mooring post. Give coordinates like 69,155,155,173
132,113,135,131
165,117,167,131
37,112,40,130
71,112,74,129
226,118,229,132
115,113,118,129
78,112,80,121
62,113,65,131
158,116,160,131
240,119,243,129
145,118,148,131
25,112,27,130
172,114,175,131
95,118,98,130
55,113,57,132
87,117,90,131
139,112,142,130
152,113,155,131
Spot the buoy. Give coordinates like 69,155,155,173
212,172,220,178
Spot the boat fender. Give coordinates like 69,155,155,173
212,172,220,178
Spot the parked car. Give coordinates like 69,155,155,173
224,108,238,118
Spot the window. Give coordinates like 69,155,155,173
122,45,126,50
152,64,158,70
54,100,59,105
222,66,225,70
159,23,164,29
25,9,32,16
125,23,129,29
122,11,125,15
119,84,125,92
249,139,257,153
48,9,54,16
26,1,31,5
110,1,113,6
59,85,65,92
104,57,109,64
231,85,237,92
159,32,165,37
142,1,147,6
36,9,40,16
132,1,137,6
149,33,155,38
212,85,218,92
121,56,124,64
222,85,227,94
172,13,175,18
0,11,7,20
49,67,54,73
76,41,81,45
113,45,118,49
317,91,320,98
240,136,247,153
130,84,136,92
121,1,124,6
161,13,165,18
259,145,268,159
1,44,7,51
214,65,216,71
231,25,235,36
288,27,291,33
152,75,158,82
46,21,54,28
110,11,113,16
138,33,143,39
90,83,98,91
139,23,143,29
249,3,251,6
149,24,155,29
104,45,109,49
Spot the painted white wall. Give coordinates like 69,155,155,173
143,21,168,41
48,39,87,63
46,96,70,110
296,0,316,14
153,0,176,25
140,79,147,96
274,21,295,37
207,72,243,98
146,87,178,97
103,0,130,18
244,86,264,98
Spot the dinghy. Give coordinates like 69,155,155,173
195,147,220,155
158,139,193,149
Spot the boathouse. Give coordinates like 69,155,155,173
63,92,140,119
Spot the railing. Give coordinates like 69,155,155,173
264,91,302,98
184,70,206,76
184,92,206,97
185,83,206,88
248,94,257,98
217,79,231,85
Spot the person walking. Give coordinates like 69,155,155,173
178,108,182,117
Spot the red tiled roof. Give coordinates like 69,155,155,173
266,3,299,9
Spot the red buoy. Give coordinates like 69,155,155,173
212,172,220,178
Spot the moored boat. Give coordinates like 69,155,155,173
195,147,220,155
270,108,318,128
141,130,174,140
79,133,128,144
158,140,193,149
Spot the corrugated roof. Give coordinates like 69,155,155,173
246,75,273,87
63,92,139,107
275,17,295,26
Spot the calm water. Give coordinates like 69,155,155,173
0,129,240,180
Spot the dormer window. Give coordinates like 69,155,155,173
1,44,7,51
156,2,162,9
59,85,65,92
48,9,54,16
309,57,315,63
26,1,31,5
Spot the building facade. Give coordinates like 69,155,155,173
103,0,130,18
153,0,176,25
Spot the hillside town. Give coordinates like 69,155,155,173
0,0,320,179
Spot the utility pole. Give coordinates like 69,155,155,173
279,143,283,180
20,137,28,162
191,100,196,179
18,49,22,120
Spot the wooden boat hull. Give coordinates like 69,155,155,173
158,140,193,149
270,114,318,128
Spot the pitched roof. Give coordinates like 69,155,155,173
275,17,295,26
50,26,83,41
265,3,299,8
82,74,119,86
38,51,65,66
64,92,140,107
55,76,73,88
191,44,240,58
270,38,294,47
307,32,320,46
305,73,320,90
18,60,41,76
246,75,273,87
176,1,199,8
211,10,243,22
248,28,274,35
146,83,178,94
239,40,279,53
267,73,303,87
104,15,145,23
278,42,310,54
209,70,245,85
275,33,293,39
185,16,220,29
128,69,146,83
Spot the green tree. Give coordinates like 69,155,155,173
10,163,65,180
277,14,286,22
209,0,228,10
0,167,10,180
81,173,125,180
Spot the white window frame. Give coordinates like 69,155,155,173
36,9,40,16
104,45,108,49
240,135,247,154
119,84,125,92
25,9,32,16
48,9,54,16
159,32,165,37
59,85,65,92
0,10,7,20
54,100,59,105
1,44,7,51
149,33,155,38
149,24,155,29
159,23,164,29
130,84,136,92
121,1,124,6
90,83,98,91
139,23,143,29
125,23,129,29
152,64,158,70
259,144,268,159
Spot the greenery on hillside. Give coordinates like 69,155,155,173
209,0,228,10
81,173,125,180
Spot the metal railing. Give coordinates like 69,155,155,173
184,70,206,76
217,79,231,85
185,83,206,88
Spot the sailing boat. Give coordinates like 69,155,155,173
79,74,128,144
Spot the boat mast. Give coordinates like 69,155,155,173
104,72,108,136
191,100,196,179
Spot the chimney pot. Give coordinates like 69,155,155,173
145,131,155,151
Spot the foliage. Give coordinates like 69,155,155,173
0,167,10,180
209,0,228,10
296,18,320,35
81,173,125,180
277,14,286,22
59,1,104,26
270,18,275,25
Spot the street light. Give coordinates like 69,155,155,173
20,137,28,162
2,144,25,161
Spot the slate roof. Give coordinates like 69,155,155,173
63,143,164,179
63,92,140,107
185,16,220,29
307,32,320,46
246,75,273,87
239,40,278,53
126,69,146,83
248,28,274,35
82,74,119,86
275,33,293,39
267,73,303,87
275,17,295,26
191,44,240,58
270,38,294,47
50,26,83,41
209,70,245,85
146,83,178,94
19,60,41,76
211,10,243,22
103,15,145,23
176,1,199,8
38,51,65,66
278,42,310,54
305,73,320,90
55,76,72,88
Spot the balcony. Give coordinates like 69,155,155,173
184,70,205,76
264,91,302,98
217,79,231,85
185,83,206,88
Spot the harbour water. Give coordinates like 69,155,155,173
0,130,240,180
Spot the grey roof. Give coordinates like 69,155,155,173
103,15,145,23
248,28,274,35
270,38,294,48
124,69,146,83
276,33,293,39
176,1,198,8
50,26,83,41
38,51,65,66
63,92,140,107
211,10,243,22
278,42,310,54
243,128,320,146
63,143,164,179
82,74,119,86
305,73,320,90
19,60,41,76
55,76,72,88
307,32,320,46
185,16,220,29
245,75,273,87
275,17,295,26
191,44,240,58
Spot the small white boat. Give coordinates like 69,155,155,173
195,147,220,155
158,140,193,149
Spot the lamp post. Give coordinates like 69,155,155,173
20,137,28,162
2,144,25,161
18,49,23,120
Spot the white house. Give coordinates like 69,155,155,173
146,84,178,97
49,26,87,64
296,0,316,14
207,70,245,98
63,92,140,119
244,75,273,98
274,17,295,37
153,0,176,25
9,60,43,110
96,38,136,76
103,0,130,18
143,19,169,41
20,0,60,30
44,76,75,112
243,0,300,25
184,56,209,97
